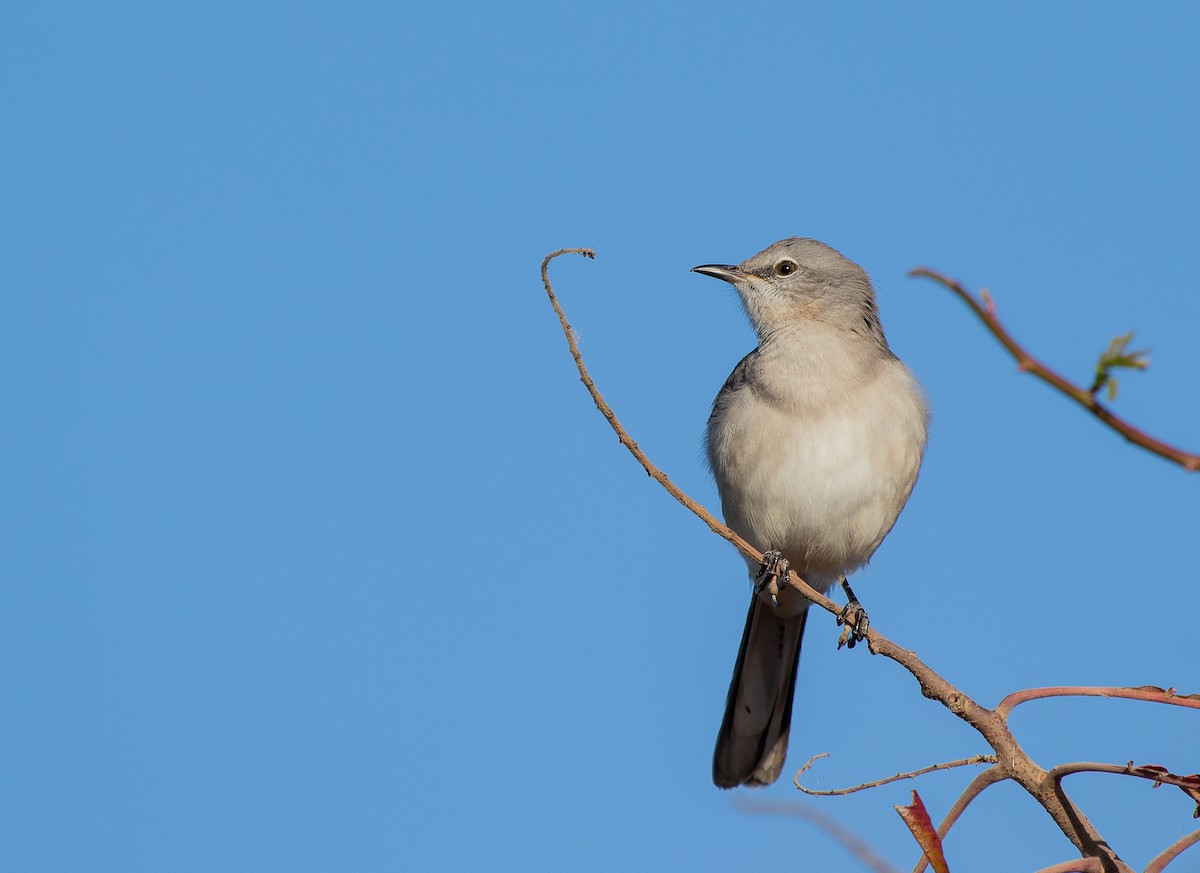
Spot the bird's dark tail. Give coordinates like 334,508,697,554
712,597,806,788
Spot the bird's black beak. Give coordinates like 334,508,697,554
691,264,749,284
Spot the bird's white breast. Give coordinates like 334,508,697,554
707,323,928,594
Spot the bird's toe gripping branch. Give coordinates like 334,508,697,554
754,549,791,608
837,578,870,650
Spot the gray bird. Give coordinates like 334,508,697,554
694,238,929,788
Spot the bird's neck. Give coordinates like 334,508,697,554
752,319,891,411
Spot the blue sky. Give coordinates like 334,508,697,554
4,3,1198,871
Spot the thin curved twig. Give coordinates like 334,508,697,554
794,753,997,797
540,249,840,617
909,267,1200,472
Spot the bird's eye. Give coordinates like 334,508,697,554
774,259,799,277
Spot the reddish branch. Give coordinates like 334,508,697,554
997,684,1200,718
541,249,1198,873
909,267,1200,472
1048,762,1200,817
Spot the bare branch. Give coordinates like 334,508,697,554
1048,762,1200,816
795,753,997,797
1049,760,1198,788
997,685,1200,719
909,267,1200,472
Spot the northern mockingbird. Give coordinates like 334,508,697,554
693,238,929,789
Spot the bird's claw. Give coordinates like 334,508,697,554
754,549,790,608
836,579,870,650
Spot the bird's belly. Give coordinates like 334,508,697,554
712,387,922,584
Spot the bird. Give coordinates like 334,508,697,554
693,237,929,788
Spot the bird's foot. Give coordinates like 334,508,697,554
836,578,870,650
753,550,791,607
